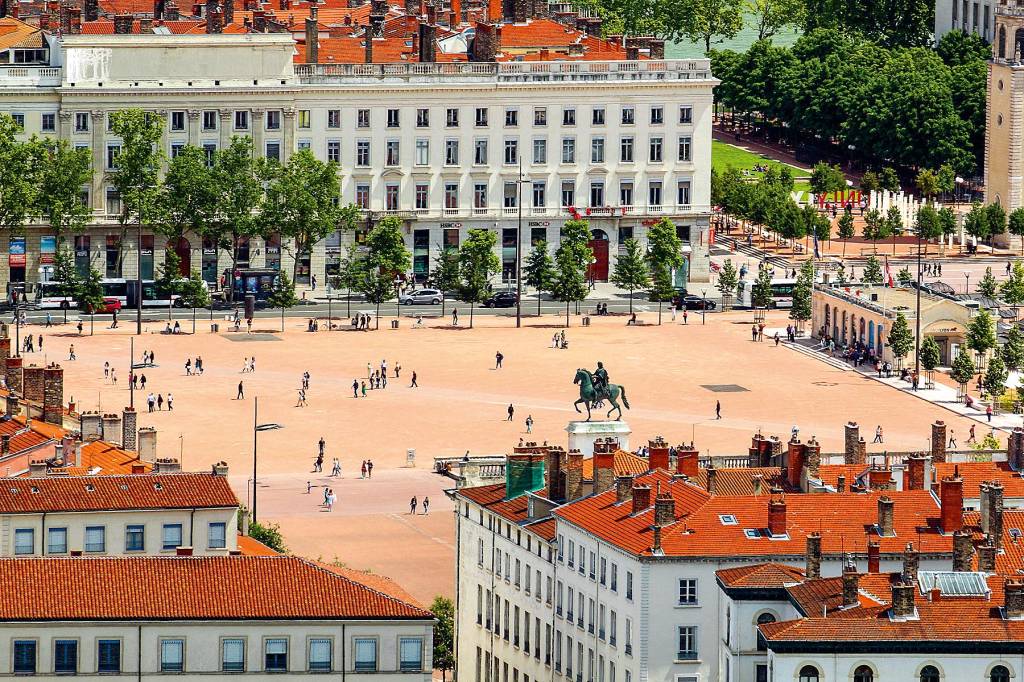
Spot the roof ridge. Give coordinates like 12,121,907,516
303,558,431,614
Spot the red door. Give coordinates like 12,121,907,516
587,239,609,282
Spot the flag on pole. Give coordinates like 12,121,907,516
884,257,894,287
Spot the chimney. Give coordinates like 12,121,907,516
841,562,860,608
487,0,500,21
652,524,662,553
565,450,583,501
5,393,17,419
978,539,997,572
837,474,846,493
939,472,964,534
223,0,234,23
786,440,805,488
131,463,147,474
1005,580,1024,619
804,436,820,479
648,38,664,59
867,540,880,573
648,437,669,471
68,6,82,33
305,15,319,63
364,29,374,63
54,443,64,465
952,529,974,571
867,466,893,491
805,532,822,579
207,6,224,32
101,413,122,446
113,13,135,33
5,356,22,396
28,460,47,478
593,448,615,494
705,463,718,495
1009,427,1024,470
122,407,137,452
154,0,164,18
615,475,634,503
631,484,651,515
653,485,674,526
844,422,861,464
625,45,639,60
418,21,437,61
61,434,75,460
751,474,763,496
73,442,83,468
767,488,786,537
931,421,947,462
472,21,499,61
405,0,417,14
450,0,460,23
902,543,920,582
675,443,698,478
39,12,50,30
988,481,1005,548
176,546,194,556
80,411,102,441
212,461,229,476
164,1,180,19
877,495,894,537
138,427,157,462
1,434,10,455
905,454,928,491
891,580,916,619
154,457,181,473
546,446,564,501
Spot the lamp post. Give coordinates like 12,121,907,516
515,155,528,328
251,395,283,525
394,276,402,321
700,288,707,325
914,232,922,391
966,272,971,295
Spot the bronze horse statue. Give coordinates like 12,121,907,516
574,368,630,421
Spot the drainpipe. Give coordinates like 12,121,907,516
137,624,143,682
189,508,196,548
341,623,346,682
40,512,46,555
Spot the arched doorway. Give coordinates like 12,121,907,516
587,229,609,283
170,237,191,276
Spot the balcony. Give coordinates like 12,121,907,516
0,66,61,87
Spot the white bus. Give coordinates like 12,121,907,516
33,282,76,309
736,278,797,309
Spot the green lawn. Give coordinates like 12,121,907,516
712,140,811,195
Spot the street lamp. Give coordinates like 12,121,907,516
700,288,707,325
251,395,283,525
515,155,529,328
966,272,971,296
394,276,402,321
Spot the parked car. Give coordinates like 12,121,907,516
679,295,716,311
483,292,519,308
399,288,443,305
84,297,123,314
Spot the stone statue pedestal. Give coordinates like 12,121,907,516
566,420,631,457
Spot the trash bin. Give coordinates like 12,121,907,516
211,323,219,333
583,316,591,327
391,320,399,329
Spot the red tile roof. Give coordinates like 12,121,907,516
717,562,805,589
581,451,649,480
78,440,153,474
0,418,53,458
932,461,1024,498
0,556,431,620
0,472,237,512
691,467,796,496
317,562,425,609
236,534,279,556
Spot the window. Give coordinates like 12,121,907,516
385,184,399,211
265,141,281,162
563,108,576,126
756,664,769,682
535,108,547,126
387,109,400,128
98,640,121,674
386,140,400,166
447,108,460,127
160,639,184,673
416,108,430,127
591,138,605,163
678,136,692,162
676,626,697,660
264,639,287,672
674,578,698,605
75,113,89,132
162,523,183,550
590,182,604,207
54,640,77,674
41,113,55,133
474,139,488,165
106,144,121,170
47,527,68,554
650,106,663,125
991,666,1011,682
755,612,775,651
85,526,105,552
202,111,217,131
621,107,634,125
649,137,663,162
416,139,430,166
205,521,227,549
222,639,245,672
357,109,370,128
125,524,145,552
620,137,633,162
327,109,341,128
169,111,185,131
609,611,617,645
567,587,575,620
327,140,341,163
14,529,33,555
626,571,633,600
474,183,488,209
853,666,874,682
355,184,370,209
308,639,331,672
919,666,940,682
476,107,489,127
400,638,423,672
504,139,518,165
354,639,377,672
416,183,429,210
560,181,575,208
504,182,518,209
532,182,546,207
505,109,518,127
610,564,618,591
446,140,460,165
533,139,547,164
297,110,310,129
678,180,691,206
648,181,662,207
679,106,692,124
356,140,370,167
444,183,459,209
619,182,633,207
202,143,217,166
234,110,249,130
13,640,36,674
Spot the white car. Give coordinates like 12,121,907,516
399,288,443,305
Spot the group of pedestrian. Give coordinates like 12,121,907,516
360,460,375,478
751,323,766,342
21,334,41,353
925,262,944,277
322,486,337,511
409,496,430,514
352,313,373,330
141,350,156,366
103,361,118,385
146,391,173,412
184,357,204,375
240,357,256,373
550,330,568,349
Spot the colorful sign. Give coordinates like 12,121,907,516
39,236,56,265
9,237,26,267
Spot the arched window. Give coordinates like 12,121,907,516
754,612,775,651
1000,25,1007,58
991,665,1011,682
798,665,820,682
853,665,874,682
920,665,940,682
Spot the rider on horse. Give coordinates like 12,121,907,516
593,362,609,398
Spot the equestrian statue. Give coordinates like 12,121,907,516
574,362,630,421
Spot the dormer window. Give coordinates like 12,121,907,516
719,514,737,525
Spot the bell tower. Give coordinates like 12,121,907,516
985,2,1024,248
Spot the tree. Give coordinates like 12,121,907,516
0,114,39,239
885,205,903,255
937,164,956,199
977,267,999,298
716,259,739,310
77,267,106,336
985,202,1008,244
358,217,412,330
458,229,500,329
51,248,80,323
747,0,805,40
431,247,462,319
887,312,913,369
1009,207,1024,255
248,520,287,553
36,138,92,242
810,162,846,198
1003,262,1024,318
751,265,773,320
861,255,884,284
611,238,650,315
664,0,744,53
964,202,989,244
267,270,299,332
914,168,939,198
915,204,942,255
646,218,684,325
430,596,456,682
551,220,593,327
789,259,813,331
984,354,1009,401
951,347,976,399
522,242,557,317
920,334,941,387
155,249,184,321
109,109,164,275
157,145,215,250
938,206,958,241
966,308,997,371
860,171,880,194
337,244,366,319
836,210,855,258
879,167,900,193
862,209,884,253
1003,325,1024,372
208,137,265,302
179,268,212,334
897,266,913,287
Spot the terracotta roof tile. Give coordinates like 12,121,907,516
717,562,805,589
932,461,1024,498
0,555,431,620
581,451,648,480
0,472,237,512
236,534,279,556
0,18,44,51
691,467,797,496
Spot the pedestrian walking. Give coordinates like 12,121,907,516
147,393,155,413
361,381,367,397
326,489,336,512
987,404,993,422
157,394,164,411
452,308,459,326
395,363,401,378
507,403,514,421
751,324,757,342
496,351,504,369
76,321,83,335
949,430,957,448
410,371,418,387
111,368,117,384
68,344,75,360
352,379,359,398
873,425,883,443
45,313,52,328
361,460,367,478
241,357,249,373
367,460,374,478
422,496,430,514
715,400,721,419
296,388,306,406
196,356,203,374
37,334,42,351
367,362,372,379
246,318,252,334
237,381,244,400
250,357,256,373
410,496,418,514
167,393,173,411
967,424,976,444
525,415,533,433
682,309,688,325
307,480,312,494
332,458,341,477
185,359,192,376
104,361,110,379
319,437,326,457
314,453,323,472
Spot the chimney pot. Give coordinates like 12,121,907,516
615,475,634,504
767,488,786,537
867,540,880,573
841,563,859,608
631,484,651,515
805,532,822,579
940,473,964,534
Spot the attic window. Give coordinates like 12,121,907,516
29,486,39,494
743,529,762,539
8,488,17,494
154,483,163,491
719,514,737,525
120,484,129,491
85,484,95,492
1011,528,1023,542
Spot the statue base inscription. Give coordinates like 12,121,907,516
565,420,632,457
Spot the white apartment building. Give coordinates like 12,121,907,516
935,0,996,42
0,30,716,292
0,554,435,680
0,471,240,556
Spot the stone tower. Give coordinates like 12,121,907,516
986,2,1024,250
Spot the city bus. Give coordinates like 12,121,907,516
736,278,797,309
101,279,129,305
126,280,186,308
33,281,76,309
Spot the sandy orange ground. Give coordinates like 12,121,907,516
30,308,978,602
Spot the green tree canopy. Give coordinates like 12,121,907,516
920,334,941,371
664,0,744,53
984,354,1009,399
1010,208,1024,255
431,247,462,318
951,347,976,386
861,255,884,284
977,267,999,298
888,312,914,366
430,596,456,681
646,218,683,324
551,220,593,326
109,109,164,273
716,259,740,310
1003,325,1024,372
966,308,998,358
458,228,500,329
751,265,774,309
36,138,92,241
267,271,300,331
611,238,650,315
358,216,412,328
